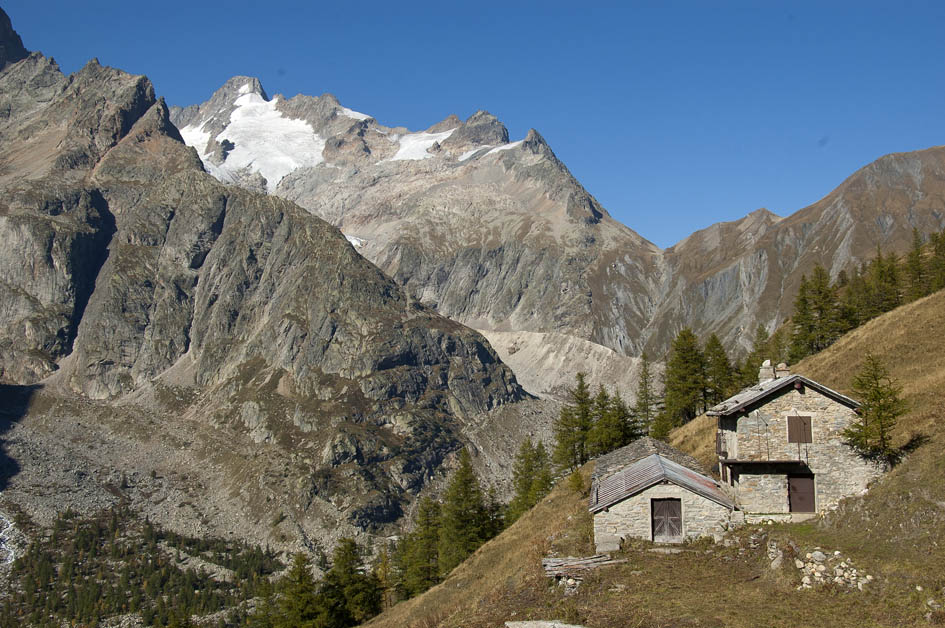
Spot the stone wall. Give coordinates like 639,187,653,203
593,483,731,552
720,385,883,513
734,466,789,513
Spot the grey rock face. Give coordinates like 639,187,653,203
0,8,27,70
175,76,945,368
0,15,529,544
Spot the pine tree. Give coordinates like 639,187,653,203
372,545,395,610
633,352,658,434
843,353,907,468
703,333,734,407
552,372,594,470
738,324,769,388
868,247,902,314
906,228,930,301
587,385,624,457
789,274,813,362
315,538,382,628
929,230,945,291
507,438,538,524
396,497,440,598
275,553,319,628
437,450,488,577
661,328,706,429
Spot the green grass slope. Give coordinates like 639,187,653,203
365,291,945,627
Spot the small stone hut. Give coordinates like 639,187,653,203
589,438,735,552
708,361,883,520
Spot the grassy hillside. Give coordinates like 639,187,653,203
365,290,945,627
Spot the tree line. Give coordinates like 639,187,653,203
789,228,945,363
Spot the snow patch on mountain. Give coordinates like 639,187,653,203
388,129,456,161
344,234,366,248
179,92,326,192
340,106,371,121
486,140,523,155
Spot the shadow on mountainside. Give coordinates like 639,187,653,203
0,384,40,491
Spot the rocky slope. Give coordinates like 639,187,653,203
173,79,945,370
0,9,543,550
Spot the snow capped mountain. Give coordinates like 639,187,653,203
171,76,945,400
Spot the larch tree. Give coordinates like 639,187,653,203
437,449,488,577
633,352,658,435
843,353,907,469
552,372,594,470
703,333,734,407
660,328,706,430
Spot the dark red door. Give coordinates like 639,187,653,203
788,475,815,512
652,498,682,541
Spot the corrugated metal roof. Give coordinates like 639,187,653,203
588,454,734,513
706,374,860,417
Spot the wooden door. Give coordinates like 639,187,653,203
651,498,682,541
788,475,815,513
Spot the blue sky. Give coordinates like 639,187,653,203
6,1,944,247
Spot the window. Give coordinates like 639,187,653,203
787,415,812,443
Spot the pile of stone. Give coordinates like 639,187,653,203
794,548,873,590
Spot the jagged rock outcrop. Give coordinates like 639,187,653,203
173,76,945,376
0,9,530,548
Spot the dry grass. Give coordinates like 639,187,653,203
667,413,717,471
366,291,945,627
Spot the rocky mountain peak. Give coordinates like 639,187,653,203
0,7,28,70
427,114,462,133
441,109,509,151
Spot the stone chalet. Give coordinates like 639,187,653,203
707,361,883,522
589,438,735,552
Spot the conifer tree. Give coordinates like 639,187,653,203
315,538,382,628
552,372,594,470
396,497,440,598
843,353,907,469
437,450,488,577
906,228,930,301
275,553,319,628
929,230,945,291
703,333,734,406
633,352,658,434
869,247,902,314
788,274,813,362
587,385,623,457
660,328,706,429
738,324,769,388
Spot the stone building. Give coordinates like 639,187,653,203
708,361,883,521
588,438,735,552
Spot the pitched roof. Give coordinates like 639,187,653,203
588,453,734,513
592,436,705,481
706,374,860,417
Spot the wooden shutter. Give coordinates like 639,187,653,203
788,416,812,443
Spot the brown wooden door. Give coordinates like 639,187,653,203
788,475,815,513
652,498,682,541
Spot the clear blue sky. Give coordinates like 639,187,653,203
6,1,944,247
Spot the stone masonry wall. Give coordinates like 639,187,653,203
593,483,731,552
735,466,789,512
724,386,883,513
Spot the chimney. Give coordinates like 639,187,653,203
775,362,791,378
758,359,775,383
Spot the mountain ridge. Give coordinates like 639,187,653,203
172,75,945,367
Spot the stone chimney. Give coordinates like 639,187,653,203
775,362,791,378
758,359,775,383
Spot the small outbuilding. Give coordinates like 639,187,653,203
589,438,735,552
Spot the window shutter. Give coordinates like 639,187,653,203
788,416,812,443
801,416,812,442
